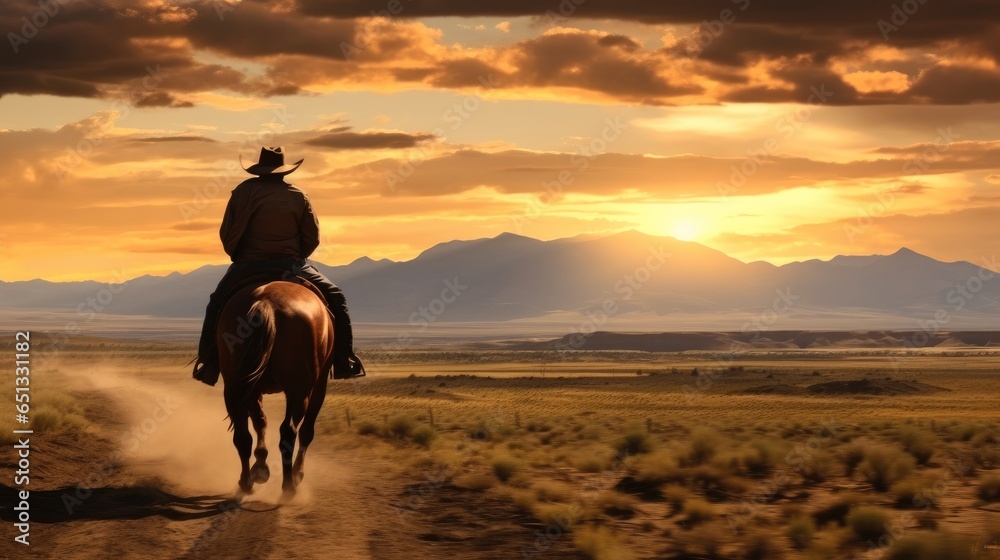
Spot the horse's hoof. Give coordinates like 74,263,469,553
251,464,270,484
238,481,255,495
292,471,304,487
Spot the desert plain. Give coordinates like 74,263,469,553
3,334,1000,560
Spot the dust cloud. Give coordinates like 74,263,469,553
79,363,311,504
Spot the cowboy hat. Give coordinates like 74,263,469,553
240,146,303,176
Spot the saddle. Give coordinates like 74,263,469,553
219,268,330,311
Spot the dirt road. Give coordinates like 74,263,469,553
0,365,420,560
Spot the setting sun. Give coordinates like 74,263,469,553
672,219,700,241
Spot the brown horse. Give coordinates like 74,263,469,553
217,280,334,495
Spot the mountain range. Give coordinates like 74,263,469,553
2,231,998,329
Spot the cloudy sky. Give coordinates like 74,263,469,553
2,0,1000,281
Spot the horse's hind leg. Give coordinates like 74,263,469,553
225,388,254,494
249,396,269,484
292,376,328,488
279,398,305,494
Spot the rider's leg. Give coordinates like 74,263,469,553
295,264,364,379
193,264,241,385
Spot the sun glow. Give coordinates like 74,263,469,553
672,219,699,241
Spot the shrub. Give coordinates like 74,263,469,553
470,420,492,441
31,410,61,431
860,448,915,491
633,450,680,483
452,473,495,491
508,488,537,513
356,420,379,436
972,428,1000,447
812,493,865,527
979,475,1000,501
678,526,722,556
841,443,866,477
797,451,837,483
974,445,1000,469
884,534,979,560
786,515,816,549
388,415,417,438
950,423,984,442
571,449,611,473
743,530,785,560
689,428,721,465
526,421,552,432
533,480,576,503
682,498,715,526
573,526,635,560
616,426,654,456
689,465,752,500
410,424,438,447
846,506,890,542
660,485,693,513
534,502,581,531
897,427,937,465
743,438,786,475
891,477,941,508
492,455,523,483
593,491,637,518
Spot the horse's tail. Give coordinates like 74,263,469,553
224,295,277,432
241,298,277,386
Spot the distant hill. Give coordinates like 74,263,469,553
498,330,1000,352
2,231,999,328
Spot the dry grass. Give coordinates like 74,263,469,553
0,375,89,444
859,447,916,491
845,505,891,542
491,455,523,482
786,515,816,549
314,354,1000,559
573,525,635,560
28,342,1000,560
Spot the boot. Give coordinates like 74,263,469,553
195,296,224,386
331,341,366,379
193,356,220,386
331,311,365,379
332,353,366,379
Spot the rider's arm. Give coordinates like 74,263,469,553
220,189,248,259
300,194,320,258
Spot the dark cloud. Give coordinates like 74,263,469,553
2,0,1000,106
293,0,996,27
304,130,437,150
134,136,216,143
509,31,701,100
329,142,1000,198
171,220,219,231
134,92,195,108
182,1,357,59
908,65,1000,104
0,0,320,101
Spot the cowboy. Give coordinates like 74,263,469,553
192,146,365,385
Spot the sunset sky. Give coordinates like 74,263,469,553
3,0,1000,282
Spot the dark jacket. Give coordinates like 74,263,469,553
219,176,320,262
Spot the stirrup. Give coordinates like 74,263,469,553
332,355,366,380
350,354,367,378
